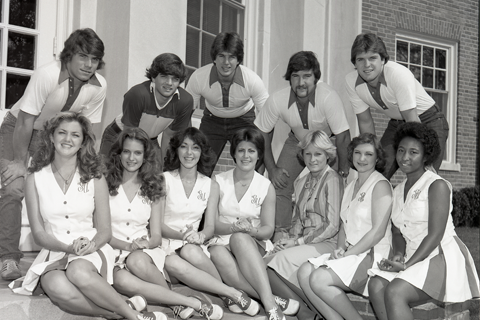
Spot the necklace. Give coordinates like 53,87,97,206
52,162,76,193
181,177,196,184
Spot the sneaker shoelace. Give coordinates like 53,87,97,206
235,294,249,308
267,307,281,320
274,296,288,309
172,306,184,319
197,303,212,320
1,260,19,273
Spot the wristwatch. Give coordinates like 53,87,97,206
338,170,349,178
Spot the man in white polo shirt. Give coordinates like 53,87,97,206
0,28,106,280
186,32,268,175
345,33,449,179
255,51,351,241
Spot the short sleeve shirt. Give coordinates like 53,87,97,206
9,60,107,130
116,81,194,138
345,61,435,120
186,64,268,118
254,82,350,141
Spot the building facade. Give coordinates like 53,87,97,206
0,1,477,251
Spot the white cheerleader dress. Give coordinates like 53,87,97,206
161,170,211,254
10,165,115,295
368,170,480,302
110,184,166,272
309,170,392,296
210,169,274,252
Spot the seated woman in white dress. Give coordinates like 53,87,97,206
368,122,480,320
161,127,259,319
266,130,344,320
106,127,222,320
12,112,161,320
298,133,393,320
208,128,299,320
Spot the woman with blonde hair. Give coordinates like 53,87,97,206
266,130,344,320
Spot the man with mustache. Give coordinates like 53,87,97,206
0,28,106,280
345,33,448,179
186,32,269,176
255,51,351,241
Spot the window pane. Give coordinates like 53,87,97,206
435,48,446,69
203,0,220,34
6,73,30,109
423,46,433,67
422,67,433,88
396,41,408,62
9,0,37,29
222,4,238,32
8,32,35,69
409,65,421,82
187,0,201,28
186,27,200,68
410,43,421,64
201,33,215,66
435,70,446,90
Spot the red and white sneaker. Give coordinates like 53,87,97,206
233,290,260,316
266,306,286,320
274,295,299,316
193,296,223,320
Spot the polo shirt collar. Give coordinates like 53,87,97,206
209,65,245,88
58,62,102,87
150,81,180,99
355,69,388,88
287,87,316,108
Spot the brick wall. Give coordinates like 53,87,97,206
362,0,479,189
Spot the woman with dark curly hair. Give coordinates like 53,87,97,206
161,127,258,319
368,122,479,320
298,133,393,320
12,112,161,320
106,127,220,320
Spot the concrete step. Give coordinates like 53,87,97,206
0,252,297,320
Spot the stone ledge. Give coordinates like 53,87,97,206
347,293,473,320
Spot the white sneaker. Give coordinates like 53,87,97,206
126,295,148,312
266,306,286,320
274,295,299,316
137,311,168,320
193,295,224,320
173,305,195,319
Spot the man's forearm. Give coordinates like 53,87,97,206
336,130,351,173
260,130,277,173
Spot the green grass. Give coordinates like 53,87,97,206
455,227,479,319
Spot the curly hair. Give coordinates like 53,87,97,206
284,51,321,84
59,28,105,70
164,127,216,176
105,127,164,202
230,127,265,164
210,32,244,64
28,112,103,184
393,122,440,166
145,53,187,83
350,33,389,65
347,133,386,173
